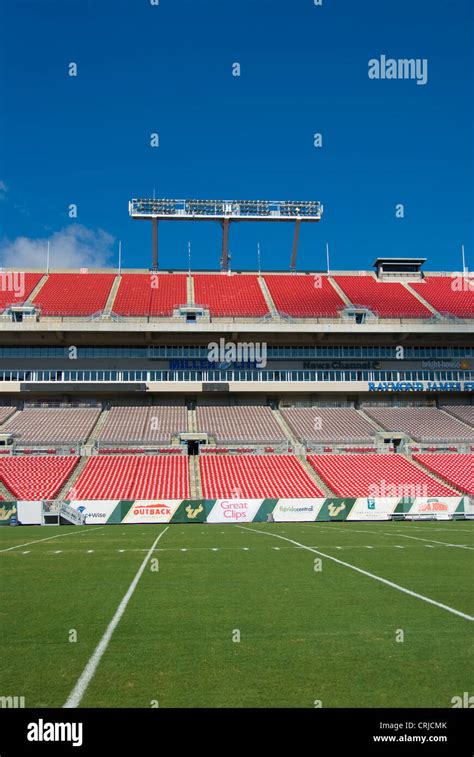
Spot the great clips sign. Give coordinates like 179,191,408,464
207,499,263,522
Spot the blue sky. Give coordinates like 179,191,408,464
0,0,472,272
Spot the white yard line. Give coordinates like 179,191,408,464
0,527,104,553
63,526,169,709
237,525,474,623
309,524,474,549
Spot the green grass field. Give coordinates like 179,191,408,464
1,521,473,708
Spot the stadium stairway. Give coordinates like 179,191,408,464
189,455,202,498
103,275,122,315
272,408,303,452
327,277,353,307
0,407,23,429
404,454,465,496
85,407,110,445
298,455,334,496
0,478,14,500
258,277,279,317
271,408,335,495
188,407,196,433
403,282,440,316
187,274,194,306
57,456,89,500
355,407,384,432
25,274,48,304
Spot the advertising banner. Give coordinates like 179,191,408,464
122,500,182,524
347,498,399,521
207,499,263,523
69,500,120,524
272,499,325,522
0,503,17,525
17,501,42,525
404,497,467,520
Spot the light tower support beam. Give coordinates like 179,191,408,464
221,219,230,271
290,219,301,270
151,219,158,270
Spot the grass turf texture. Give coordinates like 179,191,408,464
1,521,473,708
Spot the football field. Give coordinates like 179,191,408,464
1,521,473,708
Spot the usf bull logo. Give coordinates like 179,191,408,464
327,502,346,518
185,504,204,520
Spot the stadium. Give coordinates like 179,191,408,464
0,204,472,710
1,4,473,749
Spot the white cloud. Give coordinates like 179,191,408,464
0,181,7,199
0,225,115,269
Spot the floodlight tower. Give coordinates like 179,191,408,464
129,197,323,270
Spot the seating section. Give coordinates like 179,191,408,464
264,275,345,317
32,273,115,315
281,407,378,443
307,454,457,497
193,274,268,316
97,406,187,444
414,454,473,495
410,277,473,318
196,406,286,444
0,273,43,311
333,275,431,317
363,406,474,442
440,405,474,427
200,455,324,498
3,407,101,444
112,273,187,316
69,455,190,499
0,407,16,426
0,456,79,499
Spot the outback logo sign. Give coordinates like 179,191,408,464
133,504,172,517
122,500,181,524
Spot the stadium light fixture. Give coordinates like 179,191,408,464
129,197,323,270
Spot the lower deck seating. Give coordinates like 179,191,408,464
307,454,457,497
0,456,79,499
414,454,473,495
200,455,324,498
69,455,190,499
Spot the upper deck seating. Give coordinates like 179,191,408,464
32,273,115,315
333,275,431,317
264,274,345,317
112,273,187,316
409,277,473,318
193,274,268,316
